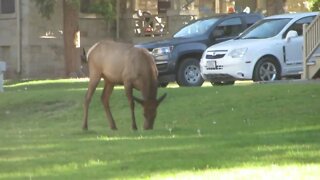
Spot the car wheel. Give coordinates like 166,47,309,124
253,57,281,82
177,58,204,87
210,81,235,86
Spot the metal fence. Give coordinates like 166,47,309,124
133,15,169,37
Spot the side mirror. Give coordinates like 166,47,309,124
285,30,298,42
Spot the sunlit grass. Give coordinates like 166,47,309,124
0,79,320,179
4,78,87,87
152,164,320,180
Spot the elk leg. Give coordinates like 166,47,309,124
101,82,117,130
124,84,138,130
83,76,101,130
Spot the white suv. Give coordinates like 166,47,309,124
200,12,319,85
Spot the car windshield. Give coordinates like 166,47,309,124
173,18,219,38
238,18,291,39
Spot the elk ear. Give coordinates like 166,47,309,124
133,96,144,105
157,93,167,105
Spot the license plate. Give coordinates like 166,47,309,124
206,61,216,68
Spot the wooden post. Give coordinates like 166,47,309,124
215,0,220,13
302,24,308,79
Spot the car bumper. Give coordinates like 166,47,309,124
152,54,177,82
200,56,253,81
153,54,176,75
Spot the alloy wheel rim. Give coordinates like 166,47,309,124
259,62,277,81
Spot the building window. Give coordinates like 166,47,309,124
0,0,15,14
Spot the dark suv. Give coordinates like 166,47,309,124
135,13,263,87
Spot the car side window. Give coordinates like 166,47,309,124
245,16,261,28
213,17,242,38
283,16,316,38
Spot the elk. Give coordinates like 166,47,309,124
82,40,166,130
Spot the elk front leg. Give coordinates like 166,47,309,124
101,83,117,130
83,77,101,130
124,84,138,130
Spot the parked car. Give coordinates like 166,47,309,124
135,13,263,87
200,12,319,85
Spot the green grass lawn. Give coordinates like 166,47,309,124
0,79,320,179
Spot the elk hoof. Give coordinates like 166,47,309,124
82,125,88,130
110,126,118,130
132,125,138,131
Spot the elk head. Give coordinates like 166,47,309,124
133,93,167,130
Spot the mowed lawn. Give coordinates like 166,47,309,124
0,79,320,179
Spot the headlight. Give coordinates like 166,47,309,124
152,46,173,56
228,47,247,58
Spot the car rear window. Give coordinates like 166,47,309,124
173,18,219,38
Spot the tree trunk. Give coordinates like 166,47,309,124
266,0,285,16
63,0,80,77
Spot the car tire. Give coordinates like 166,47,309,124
253,57,281,82
177,58,204,87
211,81,235,86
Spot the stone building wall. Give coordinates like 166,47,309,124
0,13,18,78
0,0,65,79
1,0,110,79
21,0,65,78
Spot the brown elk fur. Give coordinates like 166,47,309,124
82,40,166,130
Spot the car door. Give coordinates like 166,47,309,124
211,17,244,45
284,36,303,65
283,16,316,73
